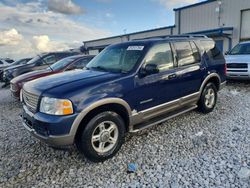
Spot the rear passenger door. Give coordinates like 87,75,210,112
172,41,205,97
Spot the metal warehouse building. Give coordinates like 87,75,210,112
83,0,250,55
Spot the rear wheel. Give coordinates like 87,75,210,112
198,82,217,114
76,111,125,162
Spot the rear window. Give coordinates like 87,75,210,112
200,40,224,60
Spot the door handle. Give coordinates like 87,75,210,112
168,73,177,80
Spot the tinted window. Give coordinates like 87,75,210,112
0,61,3,65
201,40,224,60
190,41,201,62
43,55,56,64
75,58,93,68
66,58,91,70
174,42,196,66
50,57,77,71
144,43,173,72
27,55,42,64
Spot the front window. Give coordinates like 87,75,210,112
144,43,174,72
49,57,77,71
86,45,145,73
229,43,250,55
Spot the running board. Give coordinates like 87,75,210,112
130,105,197,133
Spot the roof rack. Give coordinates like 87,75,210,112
165,34,208,38
131,36,167,41
131,34,208,41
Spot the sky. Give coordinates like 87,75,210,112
0,0,202,59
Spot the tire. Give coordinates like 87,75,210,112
76,111,125,162
198,82,217,114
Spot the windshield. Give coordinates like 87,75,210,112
12,59,28,66
49,57,77,71
86,45,145,73
229,43,250,55
27,55,42,64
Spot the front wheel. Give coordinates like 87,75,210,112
76,111,125,162
198,82,217,114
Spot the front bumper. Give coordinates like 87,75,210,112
22,105,77,146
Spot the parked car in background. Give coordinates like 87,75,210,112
225,41,250,79
10,55,94,98
0,58,14,64
0,58,32,82
2,51,79,85
0,59,11,70
21,35,226,162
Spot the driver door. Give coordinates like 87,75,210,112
131,42,180,112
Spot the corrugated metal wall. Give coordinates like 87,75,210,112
179,1,218,34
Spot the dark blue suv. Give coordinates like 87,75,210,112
21,36,226,162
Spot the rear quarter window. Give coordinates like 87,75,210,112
200,40,224,60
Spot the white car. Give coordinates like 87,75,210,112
225,41,250,80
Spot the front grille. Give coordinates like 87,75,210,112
227,63,248,69
23,90,39,112
227,69,248,72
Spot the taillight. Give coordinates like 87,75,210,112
224,64,227,75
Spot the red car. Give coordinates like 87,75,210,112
10,55,94,98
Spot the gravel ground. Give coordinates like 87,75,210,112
0,81,250,188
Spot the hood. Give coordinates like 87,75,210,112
0,65,9,69
11,69,51,84
225,55,250,63
4,64,28,71
23,70,122,96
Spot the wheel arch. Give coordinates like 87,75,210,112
199,73,221,94
70,98,132,141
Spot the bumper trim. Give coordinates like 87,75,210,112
22,120,74,146
22,105,75,146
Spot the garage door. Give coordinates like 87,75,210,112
241,9,250,41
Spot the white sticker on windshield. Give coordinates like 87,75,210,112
127,46,144,51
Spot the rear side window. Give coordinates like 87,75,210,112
174,42,197,66
43,55,56,64
144,43,174,72
200,40,224,60
74,58,92,69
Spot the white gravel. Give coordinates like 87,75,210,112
0,81,250,188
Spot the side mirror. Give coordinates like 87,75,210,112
140,64,159,77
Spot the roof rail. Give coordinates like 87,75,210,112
131,34,208,41
131,36,167,41
165,34,208,38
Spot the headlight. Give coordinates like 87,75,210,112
40,97,73,115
